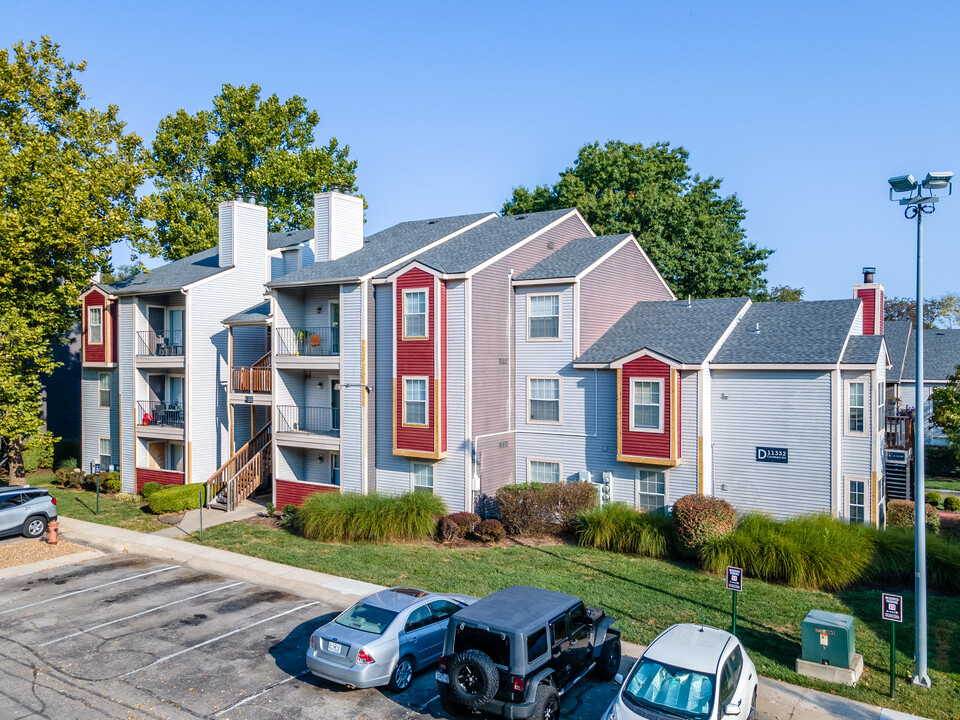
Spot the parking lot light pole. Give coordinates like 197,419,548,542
887,171,952,689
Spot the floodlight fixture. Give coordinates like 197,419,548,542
922,171,953,191
888,174,918,193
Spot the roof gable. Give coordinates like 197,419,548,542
515,234,629,282
104,245,224,296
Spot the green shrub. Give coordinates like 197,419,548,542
926,445,960,478
672,494,737,558
887,499,940,534
292,492,447,542
476,519,506,542
575,503,671,558
865,527,960,594
114,492,140,503
141,482,162,498
926,491,942,508
943,495,960,513
53,437,81,470
496,482,597,535
281,504,300,530
941,515,960,542
103,474,122,494
148,483,206,514
22,432,55,472
56,456,78,471
265,502,276,517
55,468,84,488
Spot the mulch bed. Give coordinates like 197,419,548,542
240,514,282,529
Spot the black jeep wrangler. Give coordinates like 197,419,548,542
436,585,621,719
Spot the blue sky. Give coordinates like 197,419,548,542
4,1,959,300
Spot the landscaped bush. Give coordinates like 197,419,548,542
926,445,960,478
887,499,940,534
575,503,671,558
865,527,960,594
103,473,122,494
140,482,162,498
291,491,447,543
943,495,960,513
56,456,78,471
496,482,598,535
701,513,875,591
476,519,506,542
148,483,206,514
55,468,84,489
672,494,737,558
281,504,300,530
926,491,942,508
22,432,55,472
114,492,140,503
441,512,480,540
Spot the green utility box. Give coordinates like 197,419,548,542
800,610,856,668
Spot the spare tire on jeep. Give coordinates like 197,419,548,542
447,649,499,708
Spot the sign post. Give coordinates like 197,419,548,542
882,593,903,698
199,488,204,542
726,566,743,636
94,463,101,515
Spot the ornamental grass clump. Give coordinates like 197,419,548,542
864,527,960,594
575,503,671,558
672,494,737,558
293,491,447,543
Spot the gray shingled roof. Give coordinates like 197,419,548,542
379,209,576,277
902,327,960,381
267,212,494,287
515,234,630,281
883,320,912,381
222,300,271,326
268,228,312,251
712,299,862,364
576,297,750,365
841,335,885,365
103,246,224,296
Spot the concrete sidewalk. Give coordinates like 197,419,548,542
56,516,931,720
153,497,264,537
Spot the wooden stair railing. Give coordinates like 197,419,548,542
231,352,272,393
206,423,271,509
221,442,272,512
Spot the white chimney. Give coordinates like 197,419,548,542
314,191,363,262
218,198,268,269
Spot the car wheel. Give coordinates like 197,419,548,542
532,684,561,720
447,649,499,708
594,637,621,680
388,655,415,693
23,516,47,539
748,686,757,720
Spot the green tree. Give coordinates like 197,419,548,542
768,284,804,302
884,295,956,328
0,38,147,483
100,263,140,285
931,366,960,466
138,84,360,261
503,141,771,299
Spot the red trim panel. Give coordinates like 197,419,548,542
620,357,673,459
84,291,107,364
275,479,339,507
440,280,447,453
857,288,877,335
395,268,440,453
135,468,184,493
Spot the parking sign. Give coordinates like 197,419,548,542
726,566,743,592
882,593,903,623
94,463,101,475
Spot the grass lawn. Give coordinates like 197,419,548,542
926,477,960,492
191,522,960,719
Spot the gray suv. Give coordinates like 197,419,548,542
0,486,57,539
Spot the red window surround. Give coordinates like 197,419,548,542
617,355,681,466
83,290,116,364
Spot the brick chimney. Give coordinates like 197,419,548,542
853,266,884,335
314,190,363,262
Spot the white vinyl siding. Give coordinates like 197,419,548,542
636,469,666,511
528,377,561,423
529,459,561,484
98,372,111,408
847,381,865,434
88,307,103,344
412,462,434,493
528,294,560,340
403,377,428,426
403,289,428,339
631,378,663,432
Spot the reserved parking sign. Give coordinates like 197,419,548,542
882,593,903,623
726,566,743,592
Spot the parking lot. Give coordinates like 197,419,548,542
0,553,627,720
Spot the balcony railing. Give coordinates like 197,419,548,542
275,327,339,357
885,415,914,450
277,405,339,436
138,400,185,429
232,352,272,393
137,330,184,357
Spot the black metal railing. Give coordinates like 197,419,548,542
275,327,339,357
277,405,338,436
137,330,184,357
137,401,185,429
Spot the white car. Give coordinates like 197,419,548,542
602,624,757,720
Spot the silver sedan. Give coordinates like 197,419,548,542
306,586,476,692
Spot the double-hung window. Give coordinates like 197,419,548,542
412,462,434,493
528,294,560,340
848,382,865,433
404,378,428,426
98,372,111,408
98,438,111,471
403,289,428,339
528,378,561,423
636,469,666,511
631,379,663,432
848,479,865,524
529,460,561,483
88,307,103,345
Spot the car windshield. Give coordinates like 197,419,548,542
334,603,399,635
623,657,715,719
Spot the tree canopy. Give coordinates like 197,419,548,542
931,365,960,466
768,285,804,302
136,84,360,261
503,141,771,299
884,294,960,329
0,38,147,482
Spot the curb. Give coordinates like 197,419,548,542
0,548,104,580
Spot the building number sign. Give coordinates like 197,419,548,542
755,446,788,464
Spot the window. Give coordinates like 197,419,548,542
528,377,561,423
403,289,428,339
529,460,561,484
98,438,111,470
330,453,340,486
878,381,884,432
631,379,663,432
403,378,428,426
527,627,548,662
412,462,434,493
405,605,434,632
720,647,744,705
88,307,103,345
550,614,568,648
528,294,560,339
849,480,865,524
98,372,111,408
636,470,666,511
169,443,184,472
427,599,462,622
848,382,865,433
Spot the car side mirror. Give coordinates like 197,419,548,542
613,673,624,686
723,703,741,716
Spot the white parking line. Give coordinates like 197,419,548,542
38,581,245,647
0,565,179,616
213,669,311,716
118,601,319,678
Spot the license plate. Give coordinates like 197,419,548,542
435,671,449,684
328,641,342,654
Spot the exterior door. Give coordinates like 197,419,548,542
168,309,184,354
565,604,591,676
330,303,340,354
148,306,165,349
148,442,165,470
331,383,340,432
549,613,573,688
399,604,436,668
148,375,165,404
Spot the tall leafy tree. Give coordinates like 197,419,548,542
138,84,360,261
503,141,771,299
768,285,804,302
884,295,957,328
931,366,960,466
0,38,147,483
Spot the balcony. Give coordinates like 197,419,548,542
275,404,340,450
229,352,272,405
885,415,914,450
137,400,185,440
135,330,185,368
274,327,339,370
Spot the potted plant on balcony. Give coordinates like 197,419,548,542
294,329,308,356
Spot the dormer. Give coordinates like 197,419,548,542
611,350,682,466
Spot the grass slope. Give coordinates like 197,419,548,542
26,474,167,533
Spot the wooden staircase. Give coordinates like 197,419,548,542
206,423,272,512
